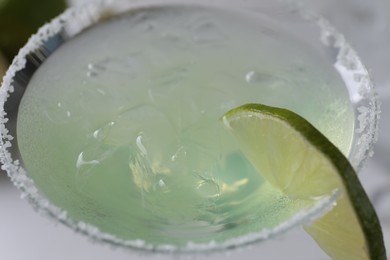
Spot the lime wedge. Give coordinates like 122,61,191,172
222,103,386,259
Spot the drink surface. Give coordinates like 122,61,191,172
17,4,354,247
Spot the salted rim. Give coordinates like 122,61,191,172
0,0,379,254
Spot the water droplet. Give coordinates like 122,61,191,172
93,129,100,139
245,71,256,83
158,179,166,187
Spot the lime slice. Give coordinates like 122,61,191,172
222,103,386,259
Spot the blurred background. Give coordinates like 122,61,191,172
1,0,389,259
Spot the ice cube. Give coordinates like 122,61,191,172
86,53,149,84
98,105,176,147
245,70,287,89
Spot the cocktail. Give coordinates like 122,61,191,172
0,0,384,258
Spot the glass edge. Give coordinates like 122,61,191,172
297,3,380,172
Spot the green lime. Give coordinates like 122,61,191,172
222,103,386,259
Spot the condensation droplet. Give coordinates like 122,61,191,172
158,179,166,187
245,71,256,83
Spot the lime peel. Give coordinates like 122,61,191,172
222,103,386,259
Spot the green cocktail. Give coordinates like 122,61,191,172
0,0,379,254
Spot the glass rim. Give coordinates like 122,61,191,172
0,0,380,254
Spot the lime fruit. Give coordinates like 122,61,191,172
222,103,386,259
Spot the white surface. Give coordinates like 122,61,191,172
1,0,390,259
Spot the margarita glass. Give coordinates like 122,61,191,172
0,0,379,254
